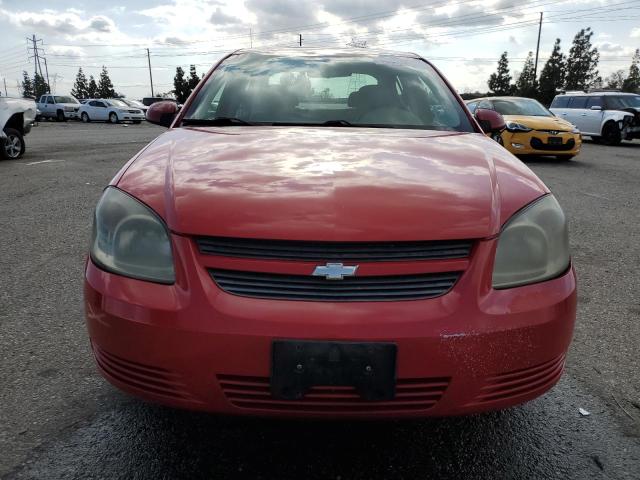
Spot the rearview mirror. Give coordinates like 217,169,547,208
474,108,506,134
590,105,602,111
146,101,179,128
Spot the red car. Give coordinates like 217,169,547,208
85,49,576,418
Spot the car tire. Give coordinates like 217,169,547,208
556,155,575,161
601,122,622,146
109,112,119,124
81,112,90,123
56,110,66,122
1,128,26,160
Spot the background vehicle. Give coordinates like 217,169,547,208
467,97,581,160
78,99,145,124
120,98,148,116
36,94,80,121
0,96,36,159
550,92,639,145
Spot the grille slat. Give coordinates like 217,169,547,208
210,269,461,301
217,375,450,413
196,237,473,262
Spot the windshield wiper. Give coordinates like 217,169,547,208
182,117,254,126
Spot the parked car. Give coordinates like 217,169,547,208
120,98,148,115
78,98,145,124
36,94,80,121
85,48,576,418
1,96,36,159
467,96,582,160
550,91,640,145
142,97,170,107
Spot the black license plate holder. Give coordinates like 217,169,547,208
271,340,397,401
547,136,563,145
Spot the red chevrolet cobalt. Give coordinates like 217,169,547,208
85,49,576,417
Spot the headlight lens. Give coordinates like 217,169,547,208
492,195,570,289
571,127,580,134
90,187,175,284
505,121,532,133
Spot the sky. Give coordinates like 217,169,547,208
1,0,639,99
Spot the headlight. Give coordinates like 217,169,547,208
571,127,580,134
90,187,175,284
505,121,532,133
492,195,570,289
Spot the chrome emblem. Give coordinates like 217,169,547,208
312,263,358,280
549,130,559,135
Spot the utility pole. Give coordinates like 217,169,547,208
43,57,51,93
250,28,253,48
299,34,302,47
534,12,543,79
3,78,7,97
146,48,154,97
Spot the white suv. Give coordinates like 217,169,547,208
550,92,640,145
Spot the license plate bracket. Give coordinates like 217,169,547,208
271,340,397,401
547,136,563,145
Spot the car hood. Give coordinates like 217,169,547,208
504,115,576,132
115,127,548,241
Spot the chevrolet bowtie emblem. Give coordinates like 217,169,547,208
312,263,358,280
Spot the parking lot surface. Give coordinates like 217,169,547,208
1,122,639,479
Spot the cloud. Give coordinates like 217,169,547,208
210,7,241,26
631,27,640,39
0,8,117,36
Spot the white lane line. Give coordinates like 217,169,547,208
23,159,66,166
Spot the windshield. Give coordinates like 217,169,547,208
492,98,551,116
54,96,78,104
183,52,473,131
607,95,640,109
108,99,128,107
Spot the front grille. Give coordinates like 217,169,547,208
196,237,473,262
218,374,450,413
466,354,565,407
530,137,576,151
209,269,461,301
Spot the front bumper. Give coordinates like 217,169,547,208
120,113,145,122
84,235,577,418
501,130,582,156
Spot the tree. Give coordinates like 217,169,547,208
33,72,50,98
87,75,98,97
487,52,513,95
21,71,34,98
538,39,566,105
173,67,190,103
565,28,599,90
605,70,626,90
187,65,200,93
97,66,115,98
622,49,640,93
515,51,537,98
71,67,89,99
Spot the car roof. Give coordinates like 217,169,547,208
464,96,538,103
232,47,423,60
556,91,639,96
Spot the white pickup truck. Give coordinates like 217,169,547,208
1,97,37,159
36,94,80,121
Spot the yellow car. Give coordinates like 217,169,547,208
466,96,582,160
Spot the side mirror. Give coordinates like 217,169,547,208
590,105,602,111
474,108,506,134
146,101,179,128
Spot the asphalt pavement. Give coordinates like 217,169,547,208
1,121,639,479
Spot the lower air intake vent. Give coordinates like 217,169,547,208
217,375,450,413
92,344,197,402
209,269,461,302
468,354,566,406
